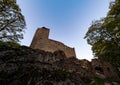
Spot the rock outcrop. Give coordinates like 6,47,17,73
0,42,119,85
0,43,91,85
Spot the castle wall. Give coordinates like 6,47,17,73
91,59,119,79
49,39,76,58
30,27,119,80
30,27,76,58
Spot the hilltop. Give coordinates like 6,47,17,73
0,41,119,85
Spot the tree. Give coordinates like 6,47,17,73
84,0,120,77
85,0,120,59
0,0,26,42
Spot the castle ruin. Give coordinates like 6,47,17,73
30,27,76,58
30,27,119,80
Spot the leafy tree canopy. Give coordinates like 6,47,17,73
84,0,120,76
0,0,26,42
85,0,120,57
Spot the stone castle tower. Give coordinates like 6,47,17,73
30,27,76,58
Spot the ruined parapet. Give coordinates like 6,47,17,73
91,59,119,79
30,27,76,58
80,59,91,70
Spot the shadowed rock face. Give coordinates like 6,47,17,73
0,44,92,85
0,43,119,85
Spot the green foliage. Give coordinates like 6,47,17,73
85,0,120,56
86,77,104,85
0,0,26,42
0,41,21,49
84,0,120,77
89,77,104,85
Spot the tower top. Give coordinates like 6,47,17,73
37,27,49,31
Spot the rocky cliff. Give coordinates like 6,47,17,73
0,42,119,85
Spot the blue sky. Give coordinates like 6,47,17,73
17,0,112,61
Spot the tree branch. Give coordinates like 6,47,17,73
0,19,17,31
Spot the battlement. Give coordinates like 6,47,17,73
30,27,76,58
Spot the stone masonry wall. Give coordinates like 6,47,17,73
91,59,119,79
30,27,76,58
